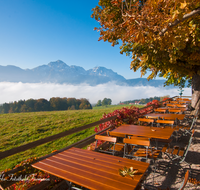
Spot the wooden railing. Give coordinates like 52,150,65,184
0,115,118,160
0,96,183,189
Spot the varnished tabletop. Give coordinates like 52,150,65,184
157,107,187,111
32,147,149,190
144,113,185,120
112,124,175,140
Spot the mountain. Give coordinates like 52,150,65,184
0,60,168,87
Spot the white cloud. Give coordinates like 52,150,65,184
0,82,191,105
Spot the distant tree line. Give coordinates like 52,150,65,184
95,98,112,106
121,95,170,105
0,97,92,114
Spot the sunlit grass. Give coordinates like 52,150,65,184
0,105,143,171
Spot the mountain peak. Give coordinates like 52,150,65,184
48,60,68,67
88,66,126,81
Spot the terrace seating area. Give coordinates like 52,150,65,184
92,97,199,189
30,96,199,190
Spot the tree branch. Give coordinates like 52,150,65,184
160,8,200,36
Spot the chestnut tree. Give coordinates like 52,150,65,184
92,0,200,114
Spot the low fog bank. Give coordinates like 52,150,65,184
0,82,191,105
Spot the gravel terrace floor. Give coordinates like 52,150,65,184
142,118,200,190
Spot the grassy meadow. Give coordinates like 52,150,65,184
0,104,142,171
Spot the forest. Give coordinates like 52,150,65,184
121,95,170,105
0,97,92,114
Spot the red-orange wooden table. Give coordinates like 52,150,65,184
32,147,149,190
157,107,187,112
144,113,185,120
111,125,175,140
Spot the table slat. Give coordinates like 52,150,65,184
32,148,149,190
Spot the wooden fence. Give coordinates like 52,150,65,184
0,96,183,190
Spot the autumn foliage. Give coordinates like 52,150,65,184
87,101,159,150
92,0,200,83
92,0,200,113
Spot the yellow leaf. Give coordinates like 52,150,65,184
180,2,187,9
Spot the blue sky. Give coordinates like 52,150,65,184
0,0,152,79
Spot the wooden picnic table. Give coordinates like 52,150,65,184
157,107,187,111
178,100,191,104
144,113,185,120
32,147,149,190
111,124,175,140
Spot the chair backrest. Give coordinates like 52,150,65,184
156,120,174,128
170,101,179,104
178,170,190,190
138,118,155,126
167,104,177,107
168,109,182,113
95,135,117,143
129,136,151,141
176,104,187,108
156,120,175,125
178,101,189,104
154,108,167,113
163,116,176,121
107,131,127,138
123,137,150,147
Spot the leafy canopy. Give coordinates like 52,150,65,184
92,0,200,87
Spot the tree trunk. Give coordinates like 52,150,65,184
191,74,200,116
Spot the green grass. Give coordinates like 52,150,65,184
0,104,142,171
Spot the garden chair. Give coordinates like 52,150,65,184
161,130,194,168
184,108,198,123
123,137,160,163
124,137,161,186
138,118,155,127
155,119,175,128
176,98,190,102
106,131,126,153
176,104,187,108
166,103,177,108
163,116,180,126
170,101,179,104
168,109,182,114
177,113,197,138
178,101,190,104
154,108,168,113
94,135,117,155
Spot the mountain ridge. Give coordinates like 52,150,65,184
0,60,169,87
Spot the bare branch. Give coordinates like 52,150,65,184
129,0,132,11
125,0,129,10
160,8,200,36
